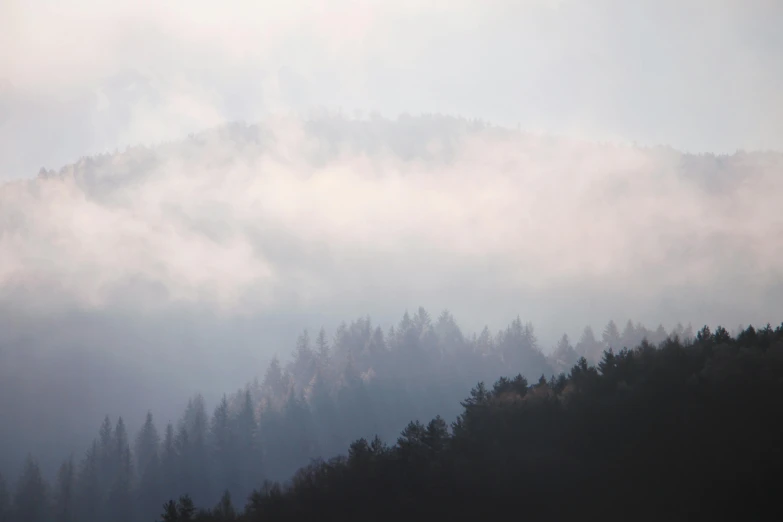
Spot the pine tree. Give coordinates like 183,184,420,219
435,310,465,353
621,320,636,350
291,330,317,390
682,323,694,343
13,456,49,522
576,326,602,361
181,395,211,505
96,414,114,517
315,327,331,369
281,388,317,472
136,450,161,522
134,411,161,521
174,423,192,508
53,457,75,522
160,423,179,503
652,324,669,345
212,490,237,521
160,495,195,522
211,395,238,501
262,356,286,405
368,325,388,361
670,322,685,341
108,417,134,522
308,370,341,458
602,320,621,350
75,441,101,522
233,390,260,499
553,333,578,373
135,411,160,475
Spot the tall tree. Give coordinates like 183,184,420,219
212,490,237,521
180,395,211,505
160,423,179,504
576,326,601,363
291,330,317,390
134,411,160,475
602,320,622,350
96,413,114,519
281,388,317,472
620,320,637,350
651,324,669,345
12,456,48,522
435,310,465,353
233,390,260,499
315,327,331,369
108,417,133,522
75,441,100,522
134,411,161,522
308,369,341,458
53,457,75,522
552,333,578,373
262,357,286,405
669,322,687,342
210,395,238,501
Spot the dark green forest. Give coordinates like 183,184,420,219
1,311,780,521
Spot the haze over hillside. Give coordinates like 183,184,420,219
1,114,782,476
3,115,782,331
1,2,782,519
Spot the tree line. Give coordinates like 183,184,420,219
163,321,783,521
3,309,767,522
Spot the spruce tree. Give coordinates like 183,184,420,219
13,456,48,522
53,457,75,522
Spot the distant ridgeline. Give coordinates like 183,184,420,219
1,310,780,522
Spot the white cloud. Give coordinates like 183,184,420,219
1,116,781,338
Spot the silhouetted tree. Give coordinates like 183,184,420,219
602,320,621,350
135,411,161,521
232,390,260,499
552,333,578,373
12,456,48,522
75,440,100,522
576,325,602,363
9,310,783,522
108,417,133,522
53,457,75,522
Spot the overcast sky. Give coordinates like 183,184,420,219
2,0,782,181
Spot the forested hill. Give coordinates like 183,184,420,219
3,113,783,490
1,309,691,521
167,322,783,521
2,318,781,521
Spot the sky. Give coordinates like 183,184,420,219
1,0,782,181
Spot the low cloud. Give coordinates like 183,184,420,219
1,115,781,342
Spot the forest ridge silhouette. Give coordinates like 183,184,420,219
1,310,780,521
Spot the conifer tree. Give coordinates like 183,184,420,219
108,417,133,522
53,457,75,522
13,456,48,522
75,440,100,522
